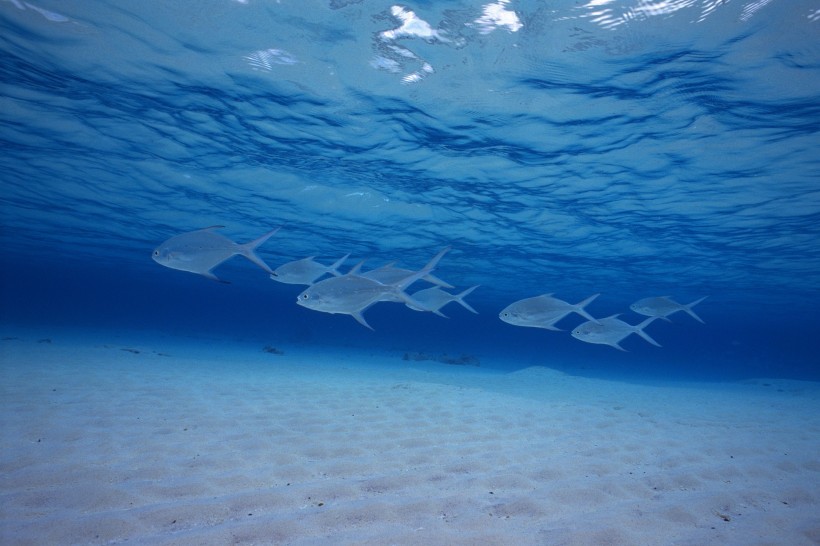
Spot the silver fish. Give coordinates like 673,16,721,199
571,315,660,351
152,226,279,282
406,286,479,317
630,296,707,323
499,293,599,331
361,263,453,289
271,254,349,285
296,247,451,329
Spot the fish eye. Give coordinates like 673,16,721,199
153,250,159,256
301,294,309,300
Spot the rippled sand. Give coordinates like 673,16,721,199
1,333,818,545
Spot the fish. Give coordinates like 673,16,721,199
361,263,453,289
630,296,707,323
296,247,451,329
406,285,479,317
152,226,279,282
571,315,660,351
270,254,349,285
499,293,599,331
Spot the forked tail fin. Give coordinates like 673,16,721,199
239,227,280,274
634,317,661,347
455,285,479,314
424,273,454,289
396,246,452,293
347,260,366,275
329,253,350,277
685,296,708,324
573,293,600,322
393,247,453,315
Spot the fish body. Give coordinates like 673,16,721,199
499,293,599,331
152,226,279,281
271,254,349,285
406,285,479,316
630,296,707,323
571,315,660,351
297,247,451,329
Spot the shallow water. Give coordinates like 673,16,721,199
1,1,819,544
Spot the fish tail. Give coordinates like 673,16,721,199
685,296,708,323
397,246,452,292
239,227,280,274
574,293,600,322
403,289,428,312
398,291,431,313
425,273,454,289
329,253,350,277
421,246,451,273
455,285,479,314
635,317,661,347
347,260,366,275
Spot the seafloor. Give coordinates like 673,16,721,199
1,329,818,545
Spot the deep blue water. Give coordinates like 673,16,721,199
1,0,819,382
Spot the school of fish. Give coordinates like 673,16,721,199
152,227,706,348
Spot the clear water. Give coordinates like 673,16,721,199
1,0,819,381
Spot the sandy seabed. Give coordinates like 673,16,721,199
1,331,819,546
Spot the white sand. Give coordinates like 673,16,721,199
1,332,819,545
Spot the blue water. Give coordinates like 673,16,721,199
2,0,819,382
